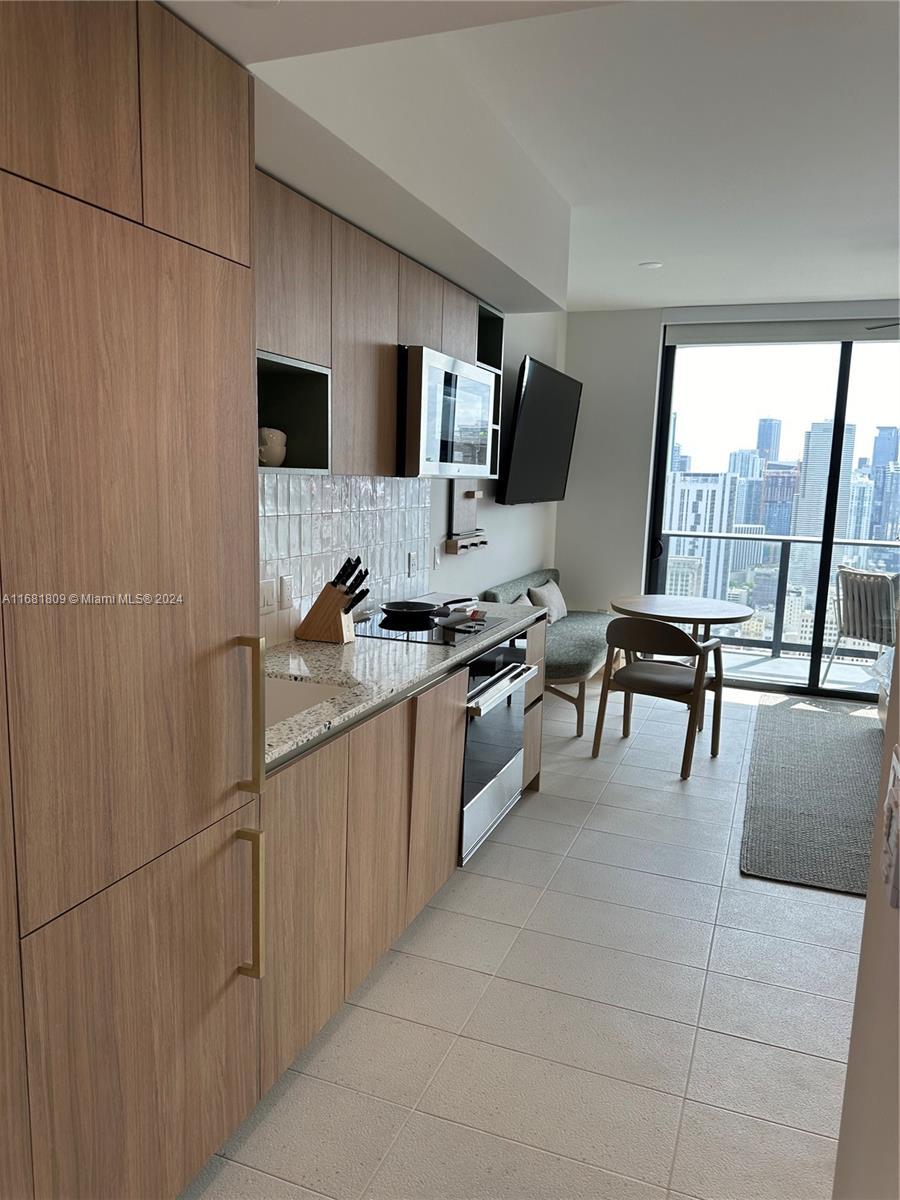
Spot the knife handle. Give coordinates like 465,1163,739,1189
343,588,369,615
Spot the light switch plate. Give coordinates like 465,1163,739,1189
259,579,276,614
279,574,293,610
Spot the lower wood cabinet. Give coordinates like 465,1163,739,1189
406,671,468,920
261,737,348,1092
21,803,261,1200
345,700,413,994
524,701,543,790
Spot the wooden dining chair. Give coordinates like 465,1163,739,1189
591,616,724,780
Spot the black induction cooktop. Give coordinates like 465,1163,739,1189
354,613,508,645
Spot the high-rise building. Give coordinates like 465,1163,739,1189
731,524,766,572
792,421,855,589
757,418,782,463
877,462,900,540
729,449,764,479
761,462,800,536
847,472,874,542
871,426,899,537
872,426,899,472
666,556,704,597
728,449,764,527
668,412,692,473
664,471,739,599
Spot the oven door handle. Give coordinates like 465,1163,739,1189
467,664,538,716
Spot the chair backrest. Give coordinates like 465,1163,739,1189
604,616,704,658
836,567,899,646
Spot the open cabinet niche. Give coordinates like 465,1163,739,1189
257,350,331,473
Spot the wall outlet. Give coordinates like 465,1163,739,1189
432,545,441,570
407,550,418,578
259,579,276,614
279,574,293,610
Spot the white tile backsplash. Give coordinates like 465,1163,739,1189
259,472,431,636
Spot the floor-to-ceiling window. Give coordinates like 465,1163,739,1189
647,320,900,697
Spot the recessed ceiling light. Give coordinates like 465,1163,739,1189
638,261,663,269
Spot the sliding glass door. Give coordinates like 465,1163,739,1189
647,325,899,698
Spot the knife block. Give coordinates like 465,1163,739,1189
294,583,356,645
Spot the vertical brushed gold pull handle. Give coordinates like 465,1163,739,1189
237,827,266,979
238,635,266,793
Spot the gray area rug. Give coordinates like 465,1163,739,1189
741,697,882,895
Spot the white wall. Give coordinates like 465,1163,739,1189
429,312,565,598
555,309,664,611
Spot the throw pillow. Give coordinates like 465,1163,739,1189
511,592,534,607
528,580,567,624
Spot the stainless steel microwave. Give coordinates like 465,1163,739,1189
401,346,499,478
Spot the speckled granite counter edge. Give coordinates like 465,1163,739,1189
263,603,547,771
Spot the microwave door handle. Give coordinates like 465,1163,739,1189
467,664,538,716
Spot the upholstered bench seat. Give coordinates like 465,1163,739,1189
482,568,613,736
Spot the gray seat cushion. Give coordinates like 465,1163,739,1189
614,660,711,698
482,568,560,606
545,611,613,682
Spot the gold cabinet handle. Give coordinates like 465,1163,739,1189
238,635,266,793
236,827,266,979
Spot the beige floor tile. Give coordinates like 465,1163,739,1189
699,972,853,1061
349,950,490,1032
462,840,563,888
498,929,705,1023
543,742,632,773
687,1030,846,1137
597,782,735,825
550,858,721,922
709,926,858,1001
180,1157,325,1200
419,1039,682,1187
463,977,695,1094
526,890,713,967
716,888,863,952
584,805,731,853
515,790,595,826
488,813,578,854
429,869,542,927
365,1112,665,1200
291,1005,453,1107
620,747,743,784
611,765,739,801
538,770,613,801
221,1074,408,1200
568,829,726,886
393,906,519,973
631,724,748,755
670,1101,837,1200
721,855,867,912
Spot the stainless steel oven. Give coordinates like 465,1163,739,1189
461,644,538,863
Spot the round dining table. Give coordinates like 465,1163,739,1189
609,595,754,642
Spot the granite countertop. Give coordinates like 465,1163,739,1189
264,602,545,770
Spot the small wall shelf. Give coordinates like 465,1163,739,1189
257,350,330,473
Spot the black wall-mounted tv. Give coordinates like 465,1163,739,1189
498,356,582,504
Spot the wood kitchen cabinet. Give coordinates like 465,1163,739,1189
22,804,260,1200
0,1,142,221
406,671,468,920
0,623,32,1200
255,170,332,366
261,737,349,1091
399,255,444,350
441,280,479,363
331,217,400,476
523,701,543,790
0,172,257,934
139,1,252,264
345,700,413,993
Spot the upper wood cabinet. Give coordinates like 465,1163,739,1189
406,671,468,921
331,218,400,476
0,1,141,220
441,280,479,363
345,700,413,993
139,1,251,264
0,173,257,933
22,804,260,1200
399,256,444,349
261,736,348,1092
255,171,332,367
0,626,32,1200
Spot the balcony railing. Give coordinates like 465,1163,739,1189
657,530,899,686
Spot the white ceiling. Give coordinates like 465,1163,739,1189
169,1,899,313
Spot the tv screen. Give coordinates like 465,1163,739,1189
498,356,582,504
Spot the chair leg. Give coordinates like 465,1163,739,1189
711,684,722,758
623,692,633,738
822,635,842,684
681,697,701,779
575,680,586,738
697,694,705,732
591,677,612,758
